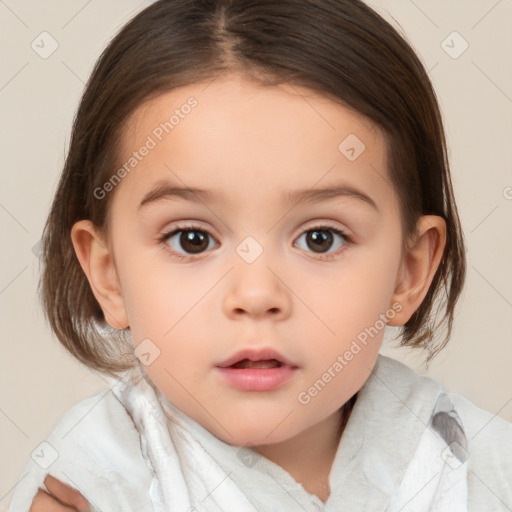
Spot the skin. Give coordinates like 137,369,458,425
30,475,89,511
67,73,446,503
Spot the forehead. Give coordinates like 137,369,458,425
112,74,393,212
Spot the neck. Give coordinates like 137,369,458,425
252,394,357,503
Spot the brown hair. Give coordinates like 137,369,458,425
40,0,466,377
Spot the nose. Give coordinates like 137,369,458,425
222,258,292,321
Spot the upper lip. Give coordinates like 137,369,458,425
216,347,299,368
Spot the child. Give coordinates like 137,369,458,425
9,0,512,511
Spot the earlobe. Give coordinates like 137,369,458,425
388,215,447,326
70,220,129,330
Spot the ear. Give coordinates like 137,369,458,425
388,215,447,326
70,220,129,330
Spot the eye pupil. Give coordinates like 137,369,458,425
180,230,208,253
307,230,333,253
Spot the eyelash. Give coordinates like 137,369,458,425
157,223,352,261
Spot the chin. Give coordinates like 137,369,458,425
211,421,300,448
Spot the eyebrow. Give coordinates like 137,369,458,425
285,185,378,212
137,180,378,212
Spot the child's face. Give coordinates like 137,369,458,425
104,74,405,446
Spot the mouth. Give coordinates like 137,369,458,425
215,347,299,391
215,347,299,369
229,359,283,369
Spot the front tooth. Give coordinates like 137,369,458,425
241,359,280,369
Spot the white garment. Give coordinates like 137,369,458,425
7,355,512,511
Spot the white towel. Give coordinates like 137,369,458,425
107,357,469,511
9,355,478,511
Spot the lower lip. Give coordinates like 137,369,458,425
215,365,298,391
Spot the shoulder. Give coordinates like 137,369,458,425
448,391,512,450
375,356,512,508
9,387,153,512
447,392,512,509
378,356,512,463
47,386,146,472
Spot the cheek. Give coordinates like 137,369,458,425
297,240,401,374
120,261,215,367
308,256,399,338
296,274,389,412
114,246,174,341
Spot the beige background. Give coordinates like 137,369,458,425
1,0,511,508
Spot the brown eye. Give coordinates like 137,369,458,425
162,226,217,256
178,230,210,253
306,229,334,253
295,226,348,255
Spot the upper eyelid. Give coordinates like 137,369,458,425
164,223,219,240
